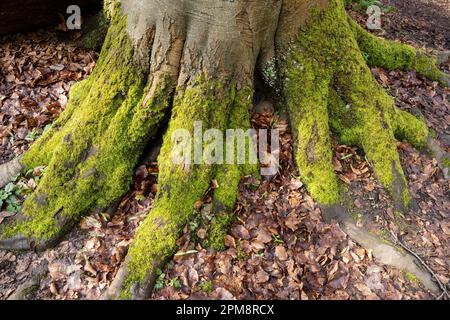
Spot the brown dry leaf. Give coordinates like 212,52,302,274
230,225,250,240
289,178,303,190
284,211,300,231
251,240,265,251
274,246,288,261
224,235,236,248
211,179,219,189
255,269,270,283
84,260,97,276
255,228,272,243
49,282,59,296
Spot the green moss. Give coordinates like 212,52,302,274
281,19,340,205
279,0,429,209
1,4,168,242
214,88,254,209
205,213,233,251
404,271,420,284
442,157,450,169
393,109,428,149
103,0,117,20
413,53,446,85
120,77,253,299
214,166,241,210
207,165,240,251
204,89,256,251
280,1,359,205
350,18,416,70
349,18,447,85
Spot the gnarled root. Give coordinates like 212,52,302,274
0,8,172,249
277,0,442,294
278,0,430,210
320,204,440,293
349,18,450,87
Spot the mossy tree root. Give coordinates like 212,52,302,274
1,0,447,299
1,0,269,299
349,18,450,87
103,79,254,299
279,0,430,210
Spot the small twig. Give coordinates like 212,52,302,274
391,231,449,300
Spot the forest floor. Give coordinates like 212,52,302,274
0,0,449,300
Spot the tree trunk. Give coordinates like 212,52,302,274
1,0,448,299
0,0,102,35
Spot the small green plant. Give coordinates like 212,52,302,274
442,157,450,169
153,269,182,290
26,124,52,142
404,271,420,284
134,194,146,201
272,234,284,245
0,167,47,215
0,182,22,213
255,252,265,258
197,280,213,293
25,128,39,142
168,277,181,289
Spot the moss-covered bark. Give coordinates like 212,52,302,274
349,19,449,86
206,94,258,251
1,0,448,299
117,78,253,299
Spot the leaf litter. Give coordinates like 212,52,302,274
1,1,449,300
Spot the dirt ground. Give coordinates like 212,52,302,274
0,0,449,300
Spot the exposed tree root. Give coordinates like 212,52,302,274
278,0,432,211
103,79,255,299
349,18,450,87
321,204,440,294
427,137,450,179
0,10,170,249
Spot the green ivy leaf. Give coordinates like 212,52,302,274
4,183,14,194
